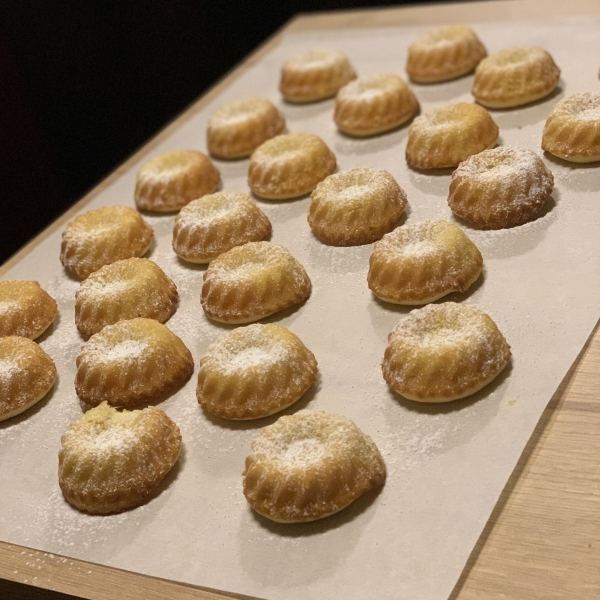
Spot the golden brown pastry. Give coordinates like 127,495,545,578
75,258,178,338
541,93,600,163
448,147,554,229
207,97,285,159
406,103,498,169
134,150,220,212
248,133,336,200
58,402,181,514
0,280,57,339
243,410,386,522
308,168,407,246
334,73,419,136
172,192,272,263
406,25,487,83
472,46,560,109
197,324,317,420
367,221,482,304
0,336,56,421
75,318,193,409
60,206,153,280
280,48,356,103
382,303,511,402
201,242,312,324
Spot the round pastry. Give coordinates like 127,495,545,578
367,221,483,304
0,280,57,339
248,133,336,200
308,168,407,246
472,46,560,109
0,336,56,421
279,48,356,103
172,192,272,263
134,150,221,212
201,242,312,324
406,103,498,170
334,73,419,137
207,97,285,159
75,318,194,409
60,206,153,280
406,25,487,83
541,92,600,163
448,147,554,229
382,303,511,402
197,324,318,420
243,410,386,523
58,402,181,514
75,258,178,338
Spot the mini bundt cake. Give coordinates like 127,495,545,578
448,147,554,229
367,221,483,304
308,168,407,246
243,410,386,522
197,324,318,420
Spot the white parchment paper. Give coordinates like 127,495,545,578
1,16,599,600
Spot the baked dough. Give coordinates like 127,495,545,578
406,103,498,170
207,97,285,159
75,318,193,409
308,168,407,246
248,133,336,200
0,336,56,421
448,147,554,229
280,48,356,103
75,258,178,338
0,280,57,339
58,402,181,514
541,92,600,163
406,25,487,83
367,221,483,304
472,46,560,109
243,410,386,522
135,150,220,212
60,206,153,280
382,303,511,402
172,192,272,263
201,242,312,324
197,324,317,420
334,74,419,136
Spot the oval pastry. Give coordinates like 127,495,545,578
201,242,312,324
382,303,511,402
308,168,407,246
280,48,356,103
367,221,483,304
472,46,560,109
406,103,498,170
0,336,56,421
207,97,285,159
406,25,487,83
172,192,272,263
541,92,600,163
58,402,181,514
75,258,178,338
448,147,554,229
135,150,220,212
248,133,336,200
0,280,57,339
334,73,419,137
197,324,318,420
243,410,386,523
75,318,194,409
60,206,153,280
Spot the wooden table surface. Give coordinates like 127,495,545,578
1,1,599,598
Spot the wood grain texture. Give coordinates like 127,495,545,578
1,1,599,598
